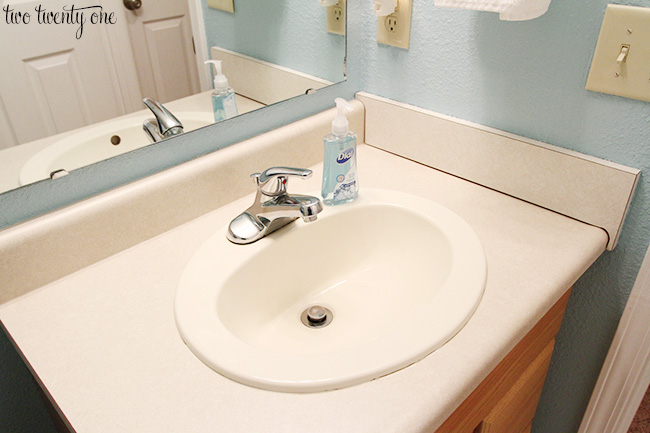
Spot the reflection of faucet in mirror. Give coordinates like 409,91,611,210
142,98,184,143
227,167,324,244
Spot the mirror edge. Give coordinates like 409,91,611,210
0,78,357,231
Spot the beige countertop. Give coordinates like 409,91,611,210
0,144,607,433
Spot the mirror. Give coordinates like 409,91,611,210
0,0,346,194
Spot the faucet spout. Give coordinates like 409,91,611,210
261,194,323,222
294,195,324,222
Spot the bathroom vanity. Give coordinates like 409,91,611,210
0,95,636,432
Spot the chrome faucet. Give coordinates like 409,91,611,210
227,167,324,244
142,98,184,143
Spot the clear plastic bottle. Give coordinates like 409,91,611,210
205,60,238,122
322,98,358,205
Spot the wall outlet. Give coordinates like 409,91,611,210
207,0,234,13
385,15,398,32
586,4,650,102
377,0,412,49
326,0,346,36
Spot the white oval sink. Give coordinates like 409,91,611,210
19,112,213,185
175,189,487,392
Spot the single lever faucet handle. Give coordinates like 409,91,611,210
252,167,313,197
143,98,183,136
256,167,312,184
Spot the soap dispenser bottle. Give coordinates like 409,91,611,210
322,98,359,205
205,60,238,122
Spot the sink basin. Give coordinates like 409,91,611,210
19,112,213,185
175,189,487,392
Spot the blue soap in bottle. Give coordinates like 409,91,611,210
205,60,238,122
322,98,358,206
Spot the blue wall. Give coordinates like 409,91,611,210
202,0,345,83
345,0,649,431
0,323,62,432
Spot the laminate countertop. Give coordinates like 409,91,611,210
0,144,607,433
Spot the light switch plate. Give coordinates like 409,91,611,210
377,0,412,50
586,4,650,102
326,0,346,36
207,0,234,13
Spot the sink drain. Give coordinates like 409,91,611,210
301,305,333,328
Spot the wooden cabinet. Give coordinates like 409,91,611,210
435,289,572,433
476,339,554,433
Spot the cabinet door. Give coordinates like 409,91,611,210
434,289,571,433
475,339,554,433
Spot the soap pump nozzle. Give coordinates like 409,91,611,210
332,98,352,137
205,60,229,91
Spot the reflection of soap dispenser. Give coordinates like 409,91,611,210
322,98,358,206
205,60,238,122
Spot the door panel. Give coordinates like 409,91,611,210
125,1,200,103
24,50,93,134
0,0,127,146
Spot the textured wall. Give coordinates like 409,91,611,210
345,0,650,431
202,0,345,83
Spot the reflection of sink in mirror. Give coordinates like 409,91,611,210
175,189,487,393
1,91,264,192
19,112,213,186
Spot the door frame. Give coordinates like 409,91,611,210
187,0,212,92
578,242,650,433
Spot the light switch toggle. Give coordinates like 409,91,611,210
616,44,630,64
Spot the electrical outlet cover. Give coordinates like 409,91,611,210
377,0,412,49
326,0,346,36
586,4,650,102
207,0,234,13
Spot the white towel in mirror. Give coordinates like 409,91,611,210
433,0,552,20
